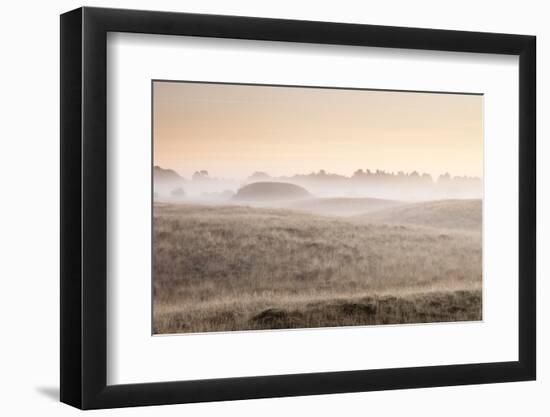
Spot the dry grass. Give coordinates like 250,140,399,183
153,203,481,334
155,290,481,333
356,199,482,230
285,197,402,217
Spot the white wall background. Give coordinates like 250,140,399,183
0,0,545,415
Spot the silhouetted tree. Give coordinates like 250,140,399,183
249,171,270,180
192,170,210,180
438,172,451,182
171,187,185,198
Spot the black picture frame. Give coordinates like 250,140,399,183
60,6,536,410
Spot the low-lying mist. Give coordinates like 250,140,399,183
154,166,482,204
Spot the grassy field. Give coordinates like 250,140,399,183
285,197,402,217
153,202,482,334
356,199,482,230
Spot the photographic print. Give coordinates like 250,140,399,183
152,81,483,335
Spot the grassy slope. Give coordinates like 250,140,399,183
153,203,481,334
285,197,402,217
356,199,482,230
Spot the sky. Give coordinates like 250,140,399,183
153,81,483,179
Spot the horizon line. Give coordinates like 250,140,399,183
154,165,482,181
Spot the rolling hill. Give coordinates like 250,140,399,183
153,203,482,333
356,199,482,231
233,182,310,202
287,197,403,217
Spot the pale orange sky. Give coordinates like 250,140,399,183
153,81,483,179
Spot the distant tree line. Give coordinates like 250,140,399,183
247,169,480,184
